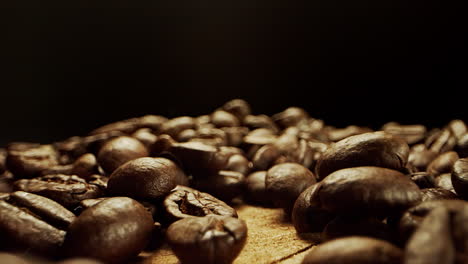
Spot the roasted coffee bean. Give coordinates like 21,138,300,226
420,188,458,202
90,115,167,135
163,185,237,223
107,157,188,200
451,158,468,198
272,107,308,128
408,144,438,171
0,194,69,256
0,149,6,174
448,119,467,140
97,136,149,174
409,172,435,189
244,171,271,205
0,171,14,193
224,154,251,175
131,128,158,148
322,215,392,242
63,197,154,263
315,131,409,180
301,236,403,264
292,183,335,233
161,116,196,138
0,253,31,264
150,134,176,156
6,144,59,178
404,207,454,264
211,110,240,128
14,174,105,209
166,215,247,264
189,127,228,146
73,198,108,215
316,167,421,216
451,205,468,255
265,163,316,212
70,153,99,180
193,170,245,202
434,173,456,193
243,114,279,132
425,128,457,154
220,127,249,147
426,151,459,176
326,125,373,142
167,142,230,176
251,144,280,171
221,98,251,120
382,122,426,145
178,129,197,142
243,128,278,146
456,133,468,158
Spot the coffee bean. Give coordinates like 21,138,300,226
163,185,237,223
14,174,105,209
425,128,457,154
451,205,468,255
97,136,149,174
71,153,99,180
221,99,251,121
150,134,176,156
315,131,409,180
162,116,196,138
6,144,59,178
292,183,335,233
408,144,438,171
426,151,459,176
243,128,278,146
301,236,403,264
434,173,456,193
0,149,6,175
322,215,392,242
326,125,373,142
409,172,435,189
244,171,271,205
272,107,308,128
456,133,468,158
448,119,467,141
420,188,458,202
211,110,240,128
189,127,228,146
107,157,188,200
193,170,245,202
451,158,468,198
220,127,249,147
89,115,167,135
62,197,154,263
131,128,158,148
265,163,316,212
0,171,14,193
382,122,427,145
167,215,247,264
404,207,455,264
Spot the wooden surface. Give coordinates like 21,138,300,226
137,205,319,264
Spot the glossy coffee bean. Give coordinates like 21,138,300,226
265,163,316,212
420,188,458,202
426,151,459,177
243,115,279,132
70,153,99,180
97,136,149,174
14,174,105,209
224,154,251,175
63,197,154,263
451,158,468,199
167,215,247,264
221,98,251,120
251,144,280,171
107,157,188,200
6,144,59,178
301,236,403,264
315,131,409,180
163,185,237,223
243,128,277,146
193,170,245,202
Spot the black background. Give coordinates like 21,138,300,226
1,0,466,146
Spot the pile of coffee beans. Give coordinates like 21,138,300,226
1,99,467,264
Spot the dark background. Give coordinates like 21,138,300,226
1,0,466,146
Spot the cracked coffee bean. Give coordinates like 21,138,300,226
167,215,247,264
63,197,154,263
451,158,468,198
301,236,403,264
107,157,188,200
97,136,149,174
163,185,237,223
315,131,409,180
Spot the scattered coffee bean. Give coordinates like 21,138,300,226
90,115,167,135
6,144,59,178
97,136,149,174
409,172,435,189
244,171,271,205
408,144,438,171
426,151,459,176
322,215,392,242
193,170,245,202
382,122,426,145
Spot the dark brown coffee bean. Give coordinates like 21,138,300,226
244,171,271,205
425,128,457,154
421,188,458,202
451,158,468,199
404,207,455,264
193,170,245,202
6,144,59,178
322,215,392,242
409,172,435,189
426,151,459,176
434,173,456,193
315,131,409,180
71,153,99,180
63,197,154,263
167,142,230,176
265,163,316,212
224,154,251,175
211,110,240,128
13,174,105,209
317,167,421,216
251,144,280,171
243,114,279,132
107,157,188,200
326,125,373,142
131,128,158,148
452,205,468,255
408,144,438,171
162,116,196,138
272,107,308,128
301,236,403,264
292,183,335,233
90,115,167,135
0,198,66,256
97,136,149,174
166,215,247,264
221,99,251,120
382,122,427,145
163,185,237,223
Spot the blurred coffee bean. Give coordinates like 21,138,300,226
420,188,458,202
317,167,421,216
0,149,6,174
292,183,335,233
211,110,240,128
382,122,426,145
73,197,108,215
452,158,468,199
404,207,454,264
221,98,251,121
163,185,237,223
426,151,459,177
71,153,99,180
90,115,167,135
448,120,467,140
107,157,188,200
63,197,153,263
315,131,409,180
451,205,468,255
225,154,251,175
272,107,308,128
150,134,176,156
6,144,59,178
456,133,468,158
189,127,227,146
131,128,158,148
409,172,435,189
251,144,280,171
301,236,403,264
408,144,438,171
0,171,14,193
326,125,373,142
243,114,279,133
244,171,270,205
178,129,197,142
425,128,457,154
193,170,245,202
243,128,278,146
322,215,392,242
166,215,247,264
434,173,456,193
220,127,249,146
0,253,31,264
97,136,149,174
265,163,316,213
162,116,196,138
